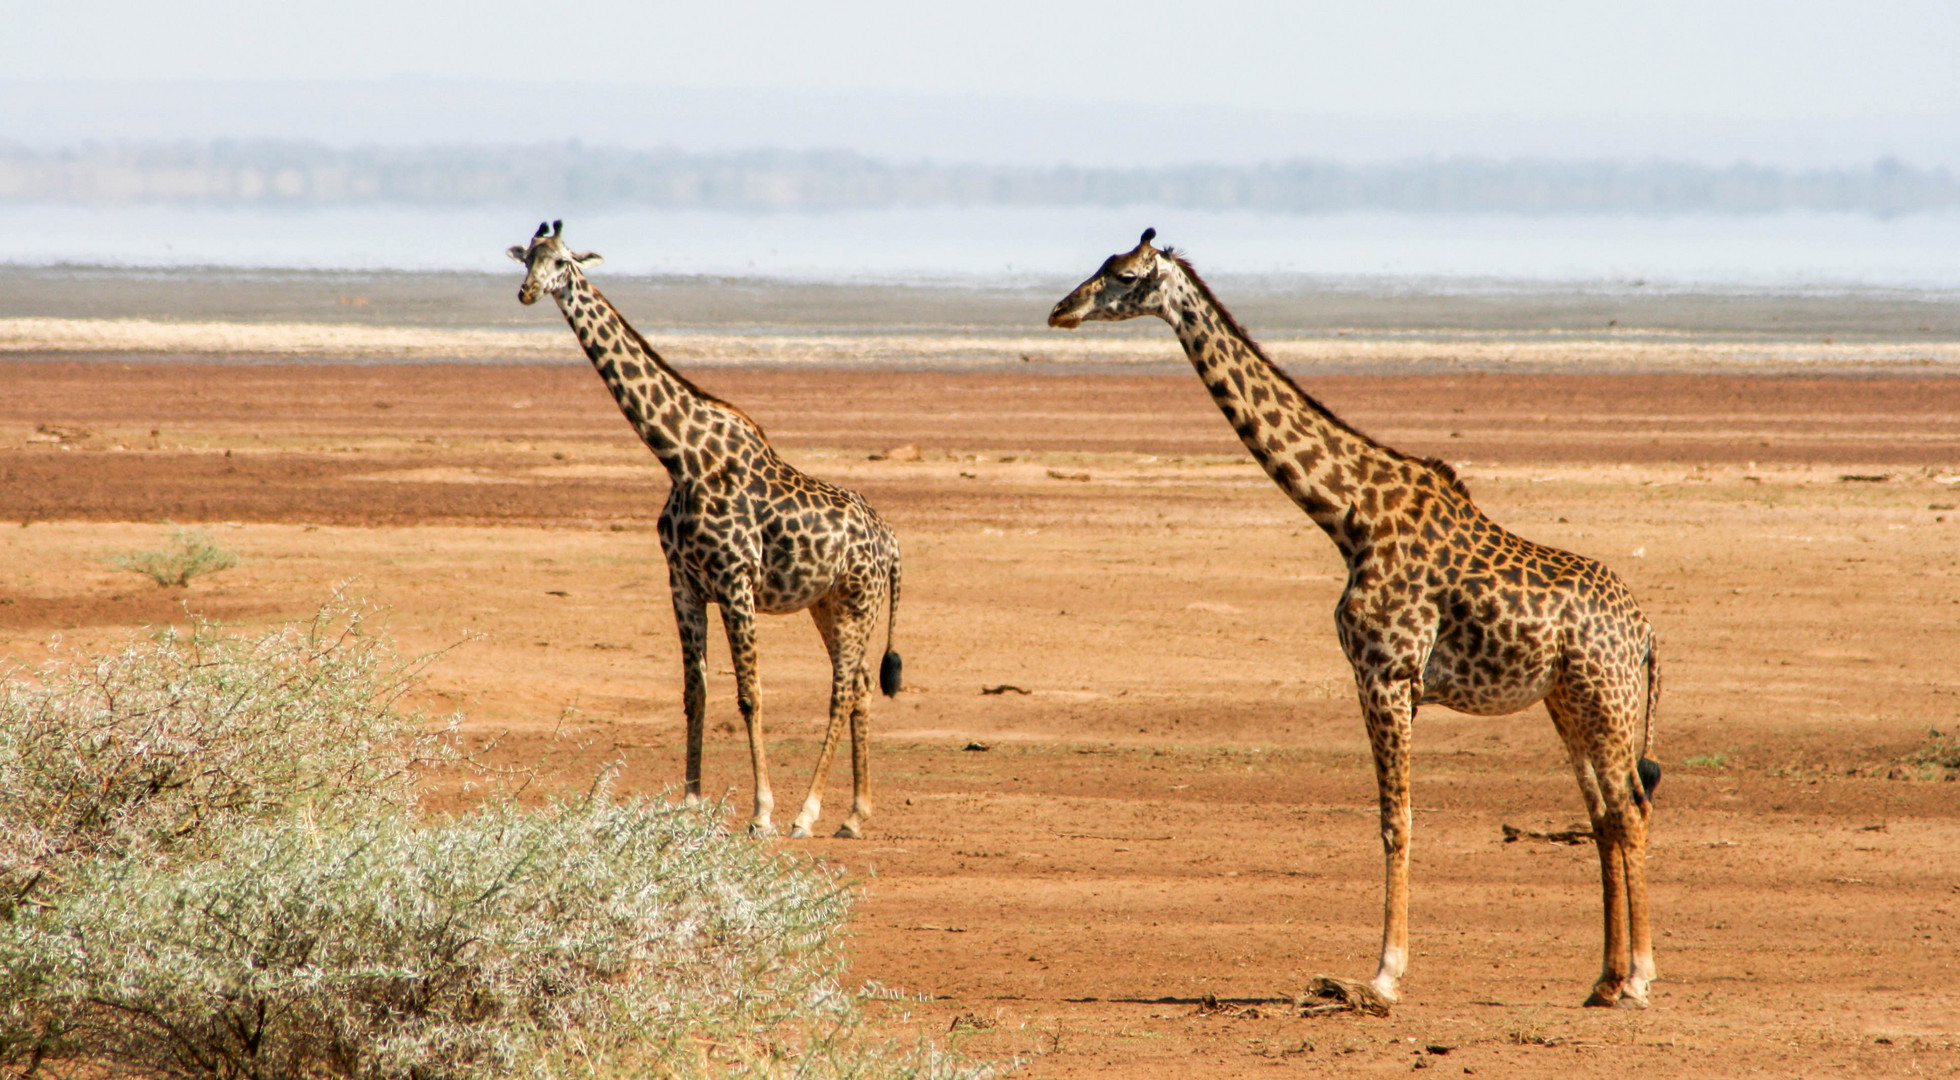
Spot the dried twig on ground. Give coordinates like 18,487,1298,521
1193,993,1269,1020
1502,822,1594,845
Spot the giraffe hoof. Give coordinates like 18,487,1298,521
833,821,862,839
789,825,813,839
747,821,776,838
1584,984,1646,1008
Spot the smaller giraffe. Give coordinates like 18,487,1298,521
511,220,902,838
1051,230,1663,1007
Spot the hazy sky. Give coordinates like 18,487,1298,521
6,1,1958,165
15,0,1959,117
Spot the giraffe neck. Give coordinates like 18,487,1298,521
554,274,764,478
1161,262,1397,544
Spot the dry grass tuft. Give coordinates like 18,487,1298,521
1297,976,1392,1018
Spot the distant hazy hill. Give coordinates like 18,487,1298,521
0,142,1954,216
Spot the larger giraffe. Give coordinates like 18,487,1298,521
1050,230,1662,1008
510,220,902,839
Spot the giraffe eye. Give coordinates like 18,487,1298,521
1115,271,1139,284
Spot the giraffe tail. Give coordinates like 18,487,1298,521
1635,633,1662,804
878,546,902,697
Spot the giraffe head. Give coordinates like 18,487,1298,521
507,220,605,305
1047,228,1172,329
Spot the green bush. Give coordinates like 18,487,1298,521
0,598,448,913
0,604,993,1080
5,794,881,1080
114,526,239,587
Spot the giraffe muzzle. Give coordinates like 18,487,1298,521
1047,301,1084,329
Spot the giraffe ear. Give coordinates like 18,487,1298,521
506,245,529,263
571,251,604,269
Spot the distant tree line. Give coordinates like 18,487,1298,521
0,141,1953,215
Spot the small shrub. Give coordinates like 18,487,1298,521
2,792,990,1080
1893,727,1960,780
2,794,856,1080
0,606,993,1080
114,526,238,587
0,596,450,911
1681,753,1729,769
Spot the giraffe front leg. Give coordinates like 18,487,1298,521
1359,675,1417,1002
673,590,709,810
720,590,774,836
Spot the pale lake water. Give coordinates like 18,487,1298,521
3,203,1959,295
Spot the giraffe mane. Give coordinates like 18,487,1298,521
1165,251,1372,443
1166,251,1472,500
588,285,765,434
1418,456,1474,499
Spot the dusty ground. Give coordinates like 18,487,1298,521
3,359,1959,1077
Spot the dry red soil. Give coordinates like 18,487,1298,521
3,360,1959,1077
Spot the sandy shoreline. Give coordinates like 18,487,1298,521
8,316,1960,373
4,265,1958,338
5,263,1959,373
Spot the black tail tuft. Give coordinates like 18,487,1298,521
879,650,902,697
1636,757,1662,803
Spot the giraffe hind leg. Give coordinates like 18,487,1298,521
1550,692,1655,1007
834,662,875,839
790,601,842,838
1584,772,1654,1008
790,600,870,838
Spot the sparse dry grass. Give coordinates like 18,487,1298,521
113,526,239,587
1897,727,1960,780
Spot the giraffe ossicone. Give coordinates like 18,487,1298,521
1050,231,1663,1008
511,221,903,839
